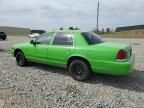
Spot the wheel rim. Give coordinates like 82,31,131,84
73,64,85,77
16,53,24,65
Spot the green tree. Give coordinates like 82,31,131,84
69,27,74,30
106,28,110,33
101,28,105,34
59,27,64,30
75,27,80,30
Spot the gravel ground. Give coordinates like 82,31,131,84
0,36,144,108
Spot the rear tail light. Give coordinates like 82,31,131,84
116,49,127,61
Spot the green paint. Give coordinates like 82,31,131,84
12,30,135,76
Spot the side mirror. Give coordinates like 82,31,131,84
30,40,36,45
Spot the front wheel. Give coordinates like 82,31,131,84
69,60,91,81
16,51,27,66
2,37,6,40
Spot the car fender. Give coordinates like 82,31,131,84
67,54,91,67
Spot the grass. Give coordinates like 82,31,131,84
101,33,144,38
6,29,144,38
0,26,30,36
8,35,28,37
101,29,144,38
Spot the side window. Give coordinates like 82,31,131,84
36,32,53,45
53,32,73,45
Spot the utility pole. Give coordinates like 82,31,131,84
96,1,99,33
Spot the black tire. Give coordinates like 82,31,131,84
2,35,6,40
69,60,91,81
16,51,27,66
3,37,6,40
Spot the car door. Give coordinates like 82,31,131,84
47,32,74,67
28,33,53,63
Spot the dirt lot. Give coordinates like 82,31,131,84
0,36,144,108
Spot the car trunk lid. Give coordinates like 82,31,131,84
89,42,132,61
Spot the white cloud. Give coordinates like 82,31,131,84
0,0,144,30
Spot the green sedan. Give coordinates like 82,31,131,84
12,30,135,81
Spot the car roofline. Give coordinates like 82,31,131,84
46,30,91,33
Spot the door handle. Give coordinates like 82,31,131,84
43,48,47,50
65,49,71,51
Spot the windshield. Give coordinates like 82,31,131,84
81,32,104,45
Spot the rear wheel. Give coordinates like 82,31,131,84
3,37,6,40
16,51,27,66
69,60,91,81
2,35,6,40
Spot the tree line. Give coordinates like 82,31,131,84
31,27,113,34
59,27,80,30
93,28,113,34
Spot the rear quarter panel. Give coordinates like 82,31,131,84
86,42,134,75
87,45,118,72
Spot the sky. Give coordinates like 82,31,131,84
0,0,144,31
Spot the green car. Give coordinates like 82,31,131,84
12,30,135,81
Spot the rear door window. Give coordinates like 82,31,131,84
53,32,73,46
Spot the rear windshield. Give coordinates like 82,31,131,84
81,32,103,45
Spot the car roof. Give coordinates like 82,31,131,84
50,30,87,33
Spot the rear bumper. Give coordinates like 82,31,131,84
91,54,135,76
